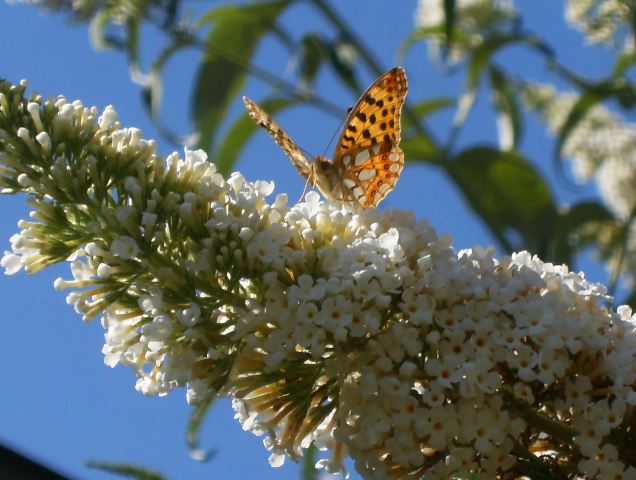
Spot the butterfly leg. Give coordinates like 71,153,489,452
296,175,313,205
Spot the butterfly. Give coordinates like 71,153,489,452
242,67,407,208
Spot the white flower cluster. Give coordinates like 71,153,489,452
565,0,633,47
414,0,516,64
3,80,636,478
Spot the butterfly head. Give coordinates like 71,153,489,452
309,156,340,199
312,155,333,172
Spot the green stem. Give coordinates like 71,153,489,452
521,407,577,443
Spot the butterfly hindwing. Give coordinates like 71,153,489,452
341,143,404,208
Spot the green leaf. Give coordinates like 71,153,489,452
138,32,196,146
401,133,439,164
443,0,457,60
186,390,217,462
488,65,522,150
124,16,141,71
613,50,636,77
215,97,296,176
401,100,447,163
457,34,523,136
300,443,318,480
147,32,194,116
554,91,601,163
193,0,291,154
164,0,178,28
299,34,328,86
467,35,510,89
397,25,445,62
447,147,557,253
269,24,296,53
468,33,553,90
86,461,164,480
545,201,614,265
404,97,454,124
326,38,361,94
88,10,113,50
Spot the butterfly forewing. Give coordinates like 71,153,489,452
334,67,407,208
242,96,312,179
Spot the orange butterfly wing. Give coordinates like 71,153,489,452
333,67,407,208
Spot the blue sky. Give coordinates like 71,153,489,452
0,1,617,479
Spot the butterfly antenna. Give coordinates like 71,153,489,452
321,104,352,159
298,145,313,159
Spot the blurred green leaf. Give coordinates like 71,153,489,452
140,76,159,122
187,390,217,462
402,134,439,164
401,99,445,164
327,38,360,94
300,443,318,480
86,460,164,480
397,25,445,61
147,31,195,115
89,10,124,50
124,16,141,71
447,147,557,253
269,24,296,53
488,65,522,150
545,201,614,265
193,0,291,154
404,98,454,127
299,34,328,86
163,0,178,28
613,50,636,77
554,91,600,164
468,33,553,90
215,97,296,176
443,0,457,60
467,34,514,89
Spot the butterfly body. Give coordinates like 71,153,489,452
243,67,407,208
